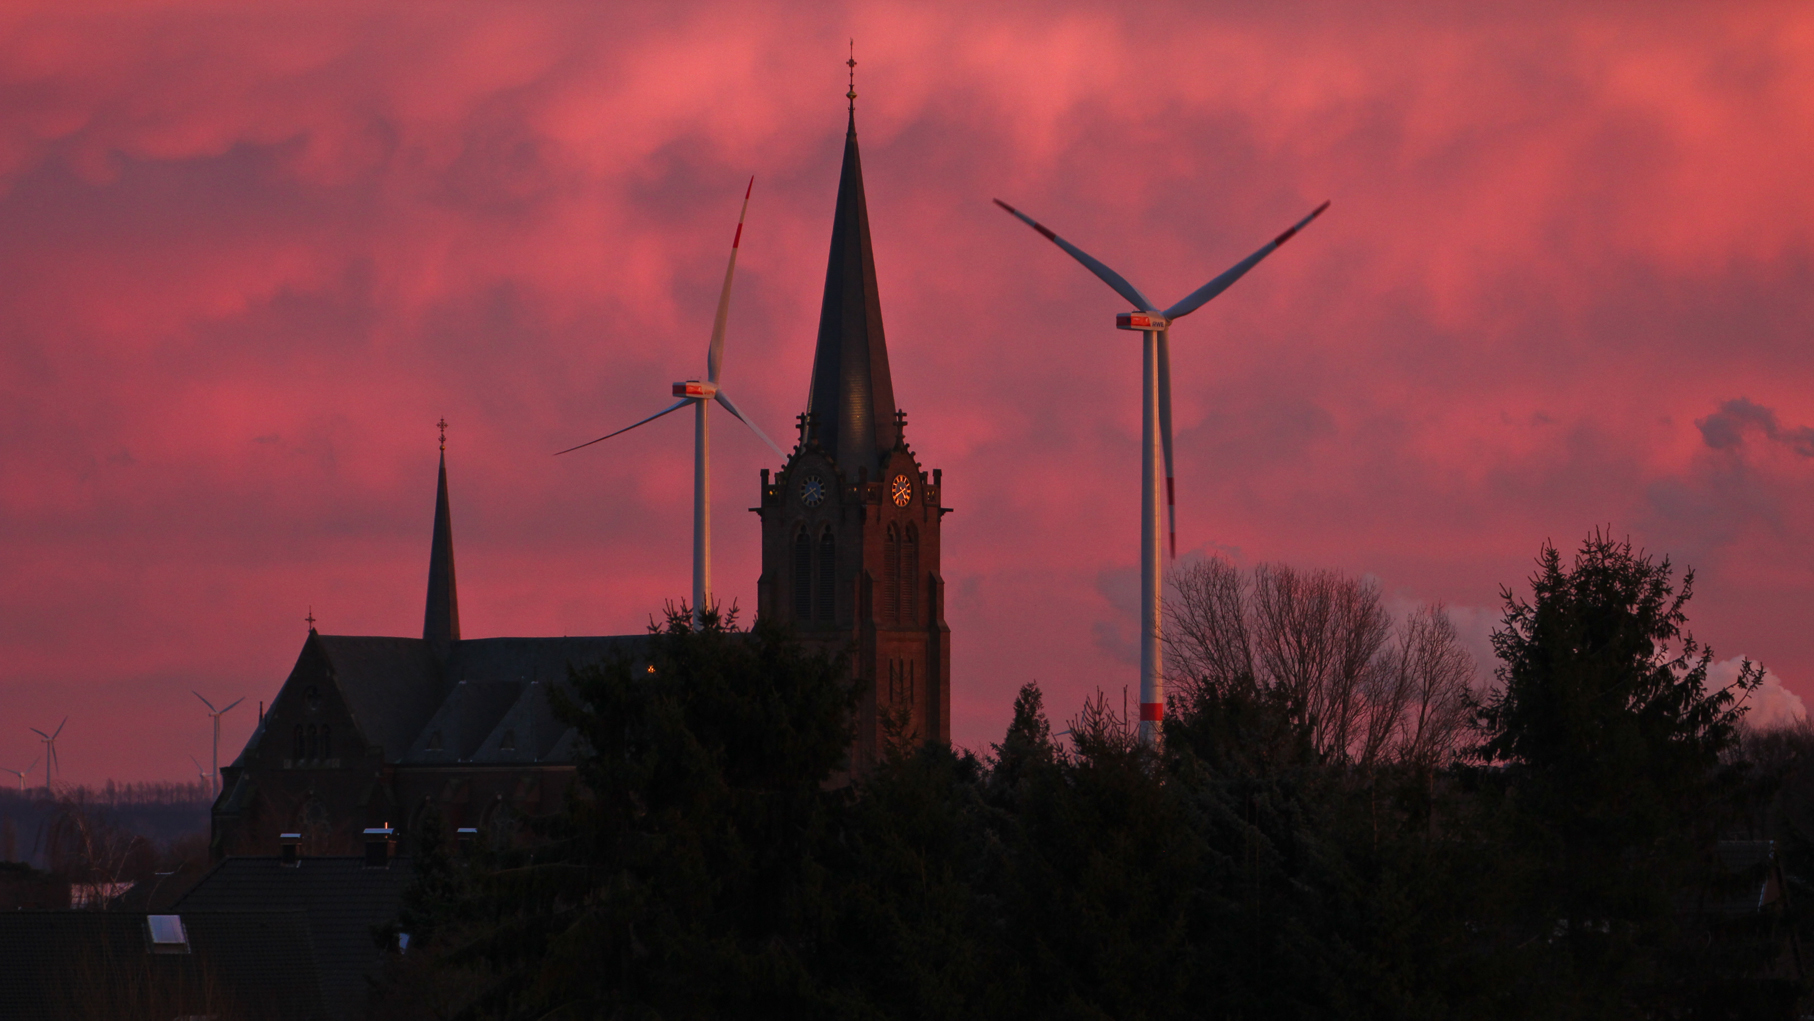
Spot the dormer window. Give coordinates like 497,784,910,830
304,686,321,711
500,730,516,752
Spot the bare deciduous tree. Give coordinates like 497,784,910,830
1166,557,1475,770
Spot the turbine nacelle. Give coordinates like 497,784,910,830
672,380,719,399
1116,312,1171,332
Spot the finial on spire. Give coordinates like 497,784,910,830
437,417,448,452
846,40,857,110
305,607,316,631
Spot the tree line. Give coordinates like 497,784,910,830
377,531,1807,1020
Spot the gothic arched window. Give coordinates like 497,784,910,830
306,724,318,760
794,528,812,618
817,530,835,620
884,523,900,623
903,524,919,624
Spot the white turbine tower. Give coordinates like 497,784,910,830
29,719,65,792
994,196,1329,744
1,757,37,792
194,692,243,799
558,178,784,628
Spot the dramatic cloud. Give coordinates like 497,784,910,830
1697,398,1814,457
1,2,1812,782
1714,657,1808,731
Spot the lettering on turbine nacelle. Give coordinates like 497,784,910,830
672,381,718,398
1116,312,1169,331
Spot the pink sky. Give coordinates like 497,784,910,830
2,2,1812,784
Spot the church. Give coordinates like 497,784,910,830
210,102,952,857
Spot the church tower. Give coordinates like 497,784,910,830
756,104,951,771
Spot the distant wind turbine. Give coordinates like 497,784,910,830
557,178,785,628
29,719,65,792
189,755,213,791
194,692,243,799
994,196,1329,744
1,757,37,793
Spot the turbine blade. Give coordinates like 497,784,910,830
53,717,65,739
707,177,754,385
993,199,1158,313
1157,331,1176,560
714,391,786,459
27,757,38,773
222,697,245,714
1161,200,1330,321
194,691,216,712
554,398,693,456
30,729,47,740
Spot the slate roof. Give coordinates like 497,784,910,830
401,636,644,765
0,909,327,1021
175,855,414,1021
312,635,447,760
806,107,900,473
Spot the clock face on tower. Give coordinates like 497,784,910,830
890,474,912,507
801,475,826,508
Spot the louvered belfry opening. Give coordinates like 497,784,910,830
794,528,812,617
884,523,900,622
817,530,836,620
903,524,918,624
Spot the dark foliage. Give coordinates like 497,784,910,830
392,534,1808,1020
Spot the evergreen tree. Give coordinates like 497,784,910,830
1473,531,1766,1017
447,605,854,1019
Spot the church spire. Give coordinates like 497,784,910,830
424,419,460,647
805,84,899,473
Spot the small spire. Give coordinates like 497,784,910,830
846,40,856,111
437,417,448,452
305,607,316,632
424,432,461,649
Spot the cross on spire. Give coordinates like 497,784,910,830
847,40,857,109
437,417,448,451
305,607,316,631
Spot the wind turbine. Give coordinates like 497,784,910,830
29,719,65,792
189,755,213,792
193,692,243,799
557,178,785,628
1,757,37,792
994,196,1329,744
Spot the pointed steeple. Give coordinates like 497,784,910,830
805,107,899,472
424,421,460,647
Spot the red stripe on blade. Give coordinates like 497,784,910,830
1272,226,1299,246
1140,702,1164,721
732,224,742,248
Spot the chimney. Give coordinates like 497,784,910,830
279,832,302,867
363,825,396,868
456,827,479,855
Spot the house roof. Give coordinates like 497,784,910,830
0,909,328,1021
175,855,414,1020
